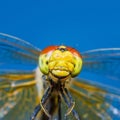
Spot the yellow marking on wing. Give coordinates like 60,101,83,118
72,80,106,93
0,74,34,81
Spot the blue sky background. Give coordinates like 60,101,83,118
0,0,120,87
0,0,120,51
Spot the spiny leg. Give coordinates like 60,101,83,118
40,86,53,119
64,88,75,116
58,94,62,120
60,88,80,120
30,104,41,120
30,86,52,120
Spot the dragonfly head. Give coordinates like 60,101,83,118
39,46,82,82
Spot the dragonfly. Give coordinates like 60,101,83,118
0,33,120,120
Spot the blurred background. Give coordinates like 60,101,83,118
0,0,120,87
0,0,120,50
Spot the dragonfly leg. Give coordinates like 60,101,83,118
30,104,41,120
60,88,80,120
64,88,75,116
65,88,81,120
40,103,51,118
40,86,53,119
30,86,52,120
58,94,62,120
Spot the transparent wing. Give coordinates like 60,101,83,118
0,69,42,120
69,78,120,120
0,33,42,120
81,48,120,80
0,33,40,69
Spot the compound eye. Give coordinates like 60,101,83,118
71,56,82,77
39,54,49,75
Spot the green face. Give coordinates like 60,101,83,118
39,46,83,80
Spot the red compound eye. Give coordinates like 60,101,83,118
41,45,82,59
41,46,58,54
67,46,82,58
